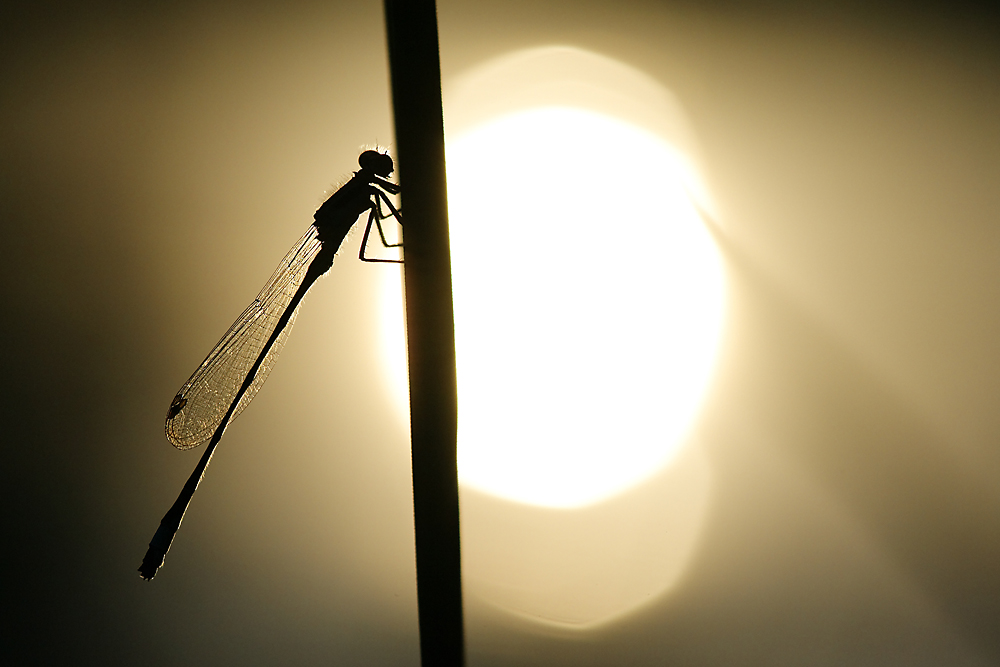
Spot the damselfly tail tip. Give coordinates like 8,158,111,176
138,547,166,581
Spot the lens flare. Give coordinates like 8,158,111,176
378,46,725,625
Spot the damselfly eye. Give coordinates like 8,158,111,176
359,150,394,177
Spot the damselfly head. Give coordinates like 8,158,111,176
359,150,394,178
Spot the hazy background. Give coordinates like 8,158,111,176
2,0,999,665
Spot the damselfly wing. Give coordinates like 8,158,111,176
165,226,323,449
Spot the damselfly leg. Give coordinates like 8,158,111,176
360,190,404,264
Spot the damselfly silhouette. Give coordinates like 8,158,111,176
139,150,403,580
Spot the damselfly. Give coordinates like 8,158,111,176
139,150,403,580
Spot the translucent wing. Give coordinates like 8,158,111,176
165,225,325,449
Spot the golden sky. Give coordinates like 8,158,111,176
2,1,999,665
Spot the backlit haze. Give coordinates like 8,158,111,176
3,2,999,665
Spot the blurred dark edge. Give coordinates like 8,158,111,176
383,1,465,666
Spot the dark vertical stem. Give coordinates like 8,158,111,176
382,2,464,666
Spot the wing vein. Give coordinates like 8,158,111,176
164,225,325,449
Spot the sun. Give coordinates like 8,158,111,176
377,47,724,624
444,105,724,508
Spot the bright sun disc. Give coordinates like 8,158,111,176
447,105,725,509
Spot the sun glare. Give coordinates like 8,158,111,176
379,46,725,625
445,106,724,508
